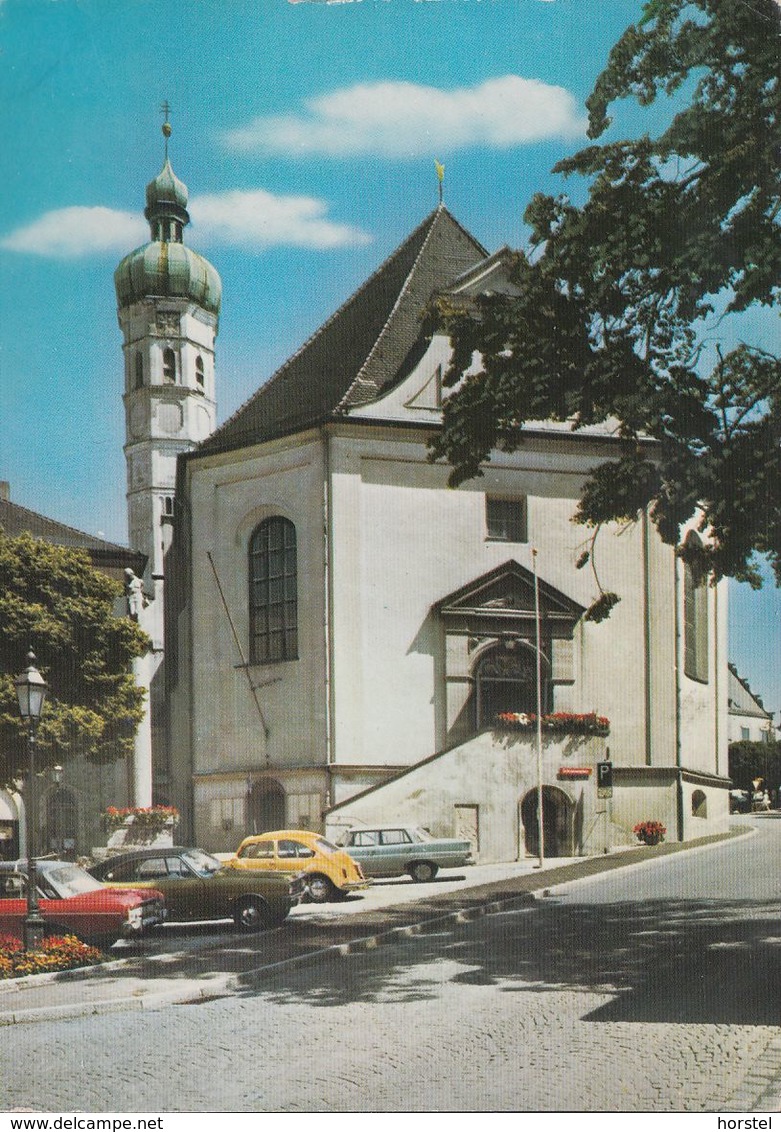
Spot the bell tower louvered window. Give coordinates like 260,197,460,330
162,347,176,383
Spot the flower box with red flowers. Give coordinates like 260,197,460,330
496,711,610,737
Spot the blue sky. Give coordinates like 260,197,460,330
0,0,778,717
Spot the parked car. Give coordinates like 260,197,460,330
335,826,474,882
0,859,165,946
227,829,369,903
89,846,304,931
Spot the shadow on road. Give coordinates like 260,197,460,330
232,896,781,1026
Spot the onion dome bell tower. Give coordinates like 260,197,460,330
115,118,221,613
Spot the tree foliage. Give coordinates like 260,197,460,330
430,0,781,588
0,532,150,783
728,739,781,791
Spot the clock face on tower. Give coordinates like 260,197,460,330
157,402,183,435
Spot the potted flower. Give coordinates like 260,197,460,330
633,820,666,846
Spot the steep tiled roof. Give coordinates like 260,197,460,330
202,206,487,453
0,496,144,582
728,667,772,720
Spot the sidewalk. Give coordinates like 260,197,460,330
0,828,746,1026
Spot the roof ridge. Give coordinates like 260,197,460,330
207,209,444,447
0,498,130,552
335,204,455,412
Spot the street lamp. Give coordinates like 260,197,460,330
14,652,48,950
52,764,63,857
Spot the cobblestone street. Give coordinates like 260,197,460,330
0,816,778,1113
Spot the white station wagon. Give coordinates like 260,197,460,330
336,826,474,882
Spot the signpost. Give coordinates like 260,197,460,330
597,760,613,854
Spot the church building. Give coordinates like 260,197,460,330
118,146,731,862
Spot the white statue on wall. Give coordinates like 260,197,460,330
124,568,148,620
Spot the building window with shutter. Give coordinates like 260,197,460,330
249,517,298,664
486,497,527,543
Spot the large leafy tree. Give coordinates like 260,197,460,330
0,531,149,783
728,740,781,793
431,0,781,594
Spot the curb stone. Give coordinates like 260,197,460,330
0,826,752,1025
0,891,540,1024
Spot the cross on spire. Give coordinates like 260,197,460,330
435,159,445,205
160,101,172,158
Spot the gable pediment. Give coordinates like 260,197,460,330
435,560,585,626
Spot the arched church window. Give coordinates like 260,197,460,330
249,517,298,664
135,353,144,389
162,348,176,383
683,532,709,683
474,643,550,730
195,355,205,388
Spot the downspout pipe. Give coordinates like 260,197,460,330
674,546,684,842
321,428,334,809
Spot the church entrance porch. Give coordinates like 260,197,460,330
520,785,575,858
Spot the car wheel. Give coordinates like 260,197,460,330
306,874,337,903
409,861,438,883
232,896,274,932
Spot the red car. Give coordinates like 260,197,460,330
0,859,165,946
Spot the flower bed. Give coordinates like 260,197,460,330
0,933,104,979
496,711,610,737
101,805,179,833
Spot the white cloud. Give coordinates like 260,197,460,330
223,76,586,159
190,190,371,250
0,192,370,259
0,207,146,258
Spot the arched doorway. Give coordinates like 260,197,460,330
45,786,78,858
0,791,19,861
247,779,286,834
474,642,551,728
520,786,574,858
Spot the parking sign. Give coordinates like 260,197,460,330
597,761,613,798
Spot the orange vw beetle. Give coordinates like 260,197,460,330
227,829,369,903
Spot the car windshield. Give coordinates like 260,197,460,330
181,849,222,877
39,863,104,898
314,838,339,855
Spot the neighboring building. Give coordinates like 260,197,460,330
0,482,145,858
727,665,775,744
157,204,731,861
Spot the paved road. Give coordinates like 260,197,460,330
0,815,778,1112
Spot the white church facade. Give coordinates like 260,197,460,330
114,184,731,862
